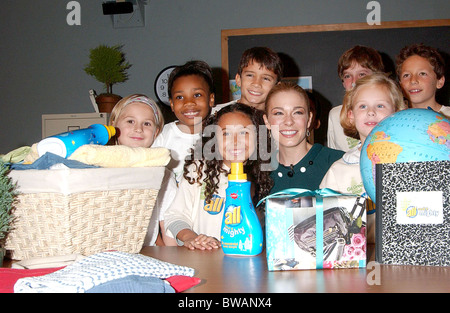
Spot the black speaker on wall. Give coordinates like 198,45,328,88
102,2,134,15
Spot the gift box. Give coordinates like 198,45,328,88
264,189,367,271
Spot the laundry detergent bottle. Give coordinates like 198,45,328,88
221,162,263,256
37,124,116,158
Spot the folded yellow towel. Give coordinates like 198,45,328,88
68,145,170,168
21,143,40,164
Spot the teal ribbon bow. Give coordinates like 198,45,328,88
259,188,347,269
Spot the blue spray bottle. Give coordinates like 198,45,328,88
37,124,116,158
221,162,263,256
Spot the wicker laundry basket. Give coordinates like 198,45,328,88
5,166,166,260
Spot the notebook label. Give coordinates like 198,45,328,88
396,191,443,225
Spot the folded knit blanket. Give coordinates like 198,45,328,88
68,145,170,168
14,251,195,293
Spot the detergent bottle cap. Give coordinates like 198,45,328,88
228,162,247,181
92,124,116,138
104,125,116,138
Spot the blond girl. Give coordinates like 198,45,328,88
320,73,407,242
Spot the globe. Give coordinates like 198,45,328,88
360,108,450,202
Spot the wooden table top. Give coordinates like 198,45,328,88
140,244,450,293
4,244,449,293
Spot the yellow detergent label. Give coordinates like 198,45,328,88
224,205,241,225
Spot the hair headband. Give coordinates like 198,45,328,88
124,95,161,126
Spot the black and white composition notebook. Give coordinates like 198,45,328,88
375,160,450,266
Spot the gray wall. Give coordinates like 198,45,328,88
1,0,449,153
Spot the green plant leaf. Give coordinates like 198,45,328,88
84,44,131,93
0,160,17,243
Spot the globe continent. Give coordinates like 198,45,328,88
360,108,450,202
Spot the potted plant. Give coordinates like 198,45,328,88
0,160,17,266
84,44,131,112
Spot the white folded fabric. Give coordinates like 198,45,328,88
14,251,194,293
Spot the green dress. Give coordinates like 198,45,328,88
269,144,344,194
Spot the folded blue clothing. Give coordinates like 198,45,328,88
86,275,175,293
11,152,98,170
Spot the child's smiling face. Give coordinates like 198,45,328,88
170,74,214,134
399,55,445,108
216,111,256,168
348,84,396,144
235,61,278,110
114,102,158,148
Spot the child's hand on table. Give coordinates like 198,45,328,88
184,234,221,250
